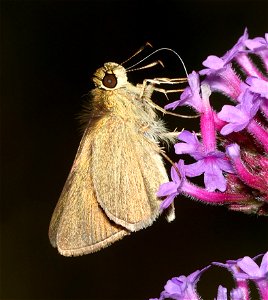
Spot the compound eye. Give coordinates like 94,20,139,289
102,73,117,88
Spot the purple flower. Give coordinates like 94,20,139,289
244,33,268,72
235,253,268,300
215,285,227,300
200,55,228,76
149,253,266,300
215,286,244,300
213,258,242,273
174,130,202,159
163,31,268,213
246,76,268,99
230,288,244,300
158,267,210,300
213,253,268,300
236,252,268,281
244,33,268,52
199,30,250,98
221,28,248,64
175,130,233,192
157,160,185,209
225,143,240,158
200,29,248,76
213,253,267,278
165,71,203,112
218,88,261,135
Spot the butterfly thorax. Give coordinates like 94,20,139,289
91,62,156,123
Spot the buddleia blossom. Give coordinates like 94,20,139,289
159,29,268,216
150,253,268,300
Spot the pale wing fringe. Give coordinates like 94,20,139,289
49,127,129,256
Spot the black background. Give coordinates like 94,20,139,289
1,0,268,299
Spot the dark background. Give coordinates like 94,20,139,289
1,0,268,299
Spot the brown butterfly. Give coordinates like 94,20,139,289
49,60,180,256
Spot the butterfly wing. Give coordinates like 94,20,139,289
91,114,169,232
49,127,129,256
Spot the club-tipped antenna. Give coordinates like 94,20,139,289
126,48,189,77
121,42,153,66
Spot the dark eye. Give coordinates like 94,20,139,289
102,73,117,88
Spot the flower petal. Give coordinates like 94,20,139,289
216,285,227,300
259,252,268,275
218,105,247,123
237,256,261,277
202,55,225,70
246,76,268,99
184,160,206,177
164,277,183,294
204,162,227,192
216,157,234,173
164,100,182,111
230,288,244,300
175,131,202,156
157,182,178,197
160,194,177,210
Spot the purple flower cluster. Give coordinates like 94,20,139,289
149,252,268,300
159,29,268,216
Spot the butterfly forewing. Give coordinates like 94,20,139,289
91,87,170,232
49,128,129,256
